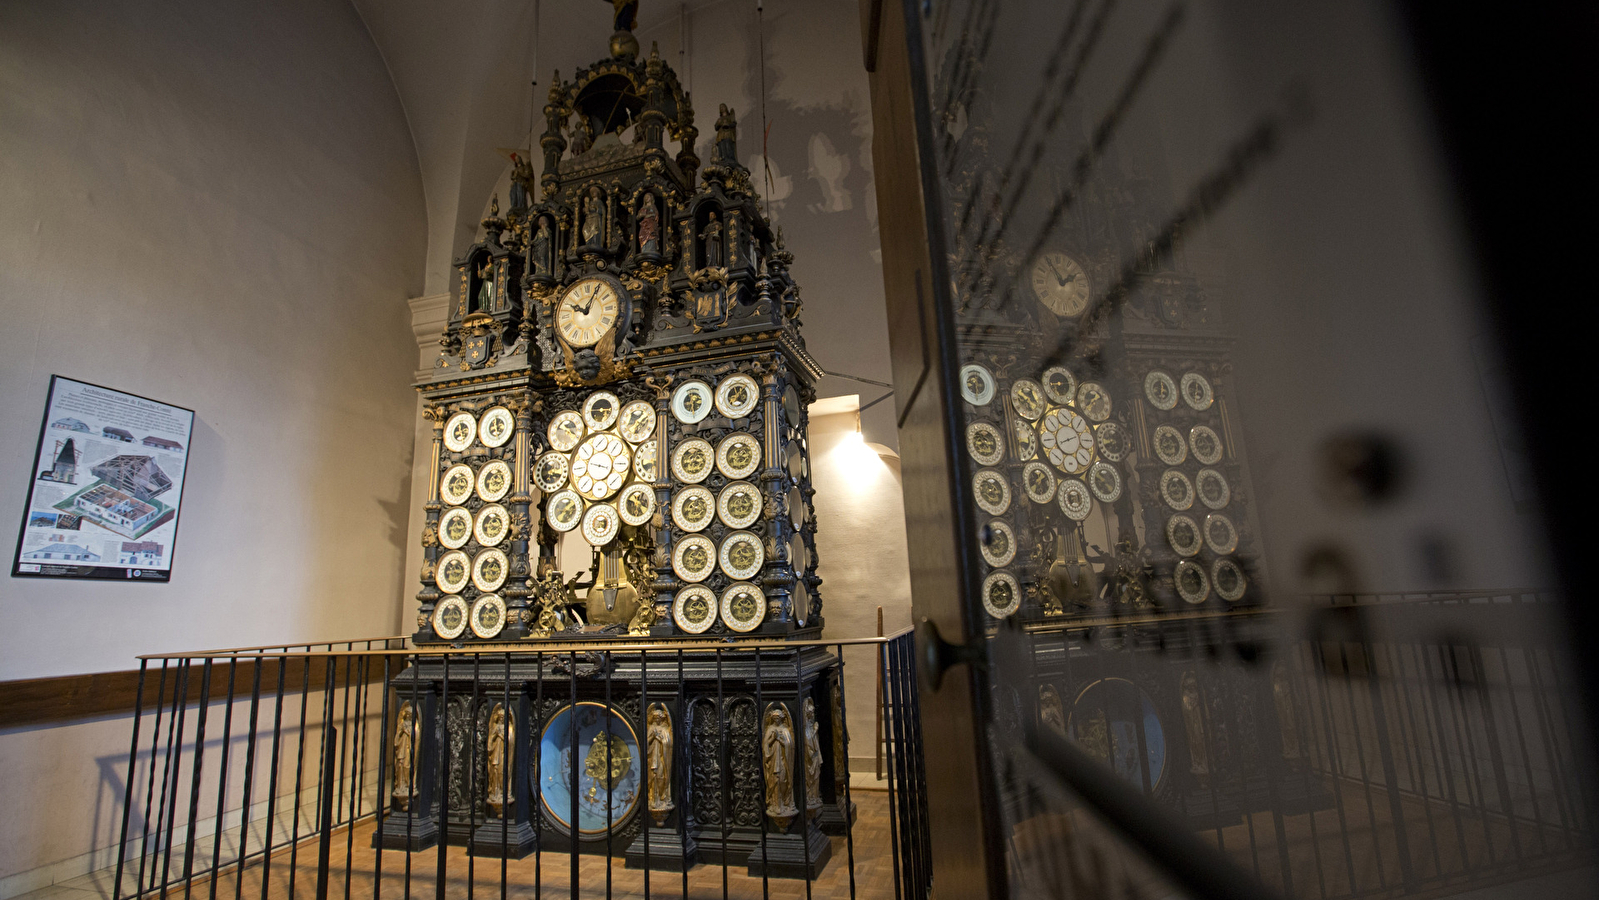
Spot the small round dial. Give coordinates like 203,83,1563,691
547,410,585,452
582,391,620,432
1031,251,1090,317
1010,379,1046,420
617,400,656,443
1039,408,1095,474
570,434,630,501
617,482,656,526
534,453,569,493
556,278,622,348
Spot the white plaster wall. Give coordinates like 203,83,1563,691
0,0,425,888
808,408,914,766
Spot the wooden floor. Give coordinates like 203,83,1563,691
76,790,899,900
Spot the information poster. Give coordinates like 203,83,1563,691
12,376,194,581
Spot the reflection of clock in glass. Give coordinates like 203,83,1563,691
438,507,473,549
1012,419,1037,461
1143,371,1178,411
555,277,621,348
673,585,717,633
472,549,509,592
582,391,620,432
435,550,471,594
1204,513,1239,555
982,571,1022,618
716,432,761,479
1088,461,1122,502
1094,422,1129,462
1189,425,1223,465
617,482,655,526
1041,366,1077,406
1010,379,1046,420
1174,560,1210,605
440,464,475,506
470,594,506,639
433,596,469,639
718,481,763,529
478,407,514,448
474,504,509,547
1076,382,1111,421
571,434,630,501
547,410,585,452
1039,407,1094,474
672,438,714,483
973,468,1012,516
1212,558,1247,602
633,440,659,482
718,531,765,581
476,460,512,502
534,453,569,493
966,421,1004,467
959,364,996,406
1153,425,1187,466
1160,469,1194,511
1031,251,1091,317
1022,461,1057,504
581,502,620,546
671,381,714,424
1181,372,1214,410
720,583,767,633
443,412,477,452
1166,515,1201,557
980,519,1017,568
673,535,716,583
1056,478,1092,521
672,486,715,533
1195,468,1230,509
617,400,655,444
715,374,760,419
545,489,584,533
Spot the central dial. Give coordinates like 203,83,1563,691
556,278,621,348
570,433,631,500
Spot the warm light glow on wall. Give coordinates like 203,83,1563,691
833,429,891,491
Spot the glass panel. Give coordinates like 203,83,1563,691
914,1,1596,897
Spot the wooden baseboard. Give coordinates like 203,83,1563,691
0,657,392,730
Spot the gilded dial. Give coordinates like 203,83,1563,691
556,278,621,348
1031,251,1090,317
571,433,630,501
1039,407,1095,474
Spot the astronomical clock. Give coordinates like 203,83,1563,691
381,9,840,877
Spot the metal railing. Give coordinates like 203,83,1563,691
109,631,928,900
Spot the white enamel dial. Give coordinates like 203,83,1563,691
1038,407,1095,474
570,433,630,501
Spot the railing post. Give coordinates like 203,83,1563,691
316,724,338,900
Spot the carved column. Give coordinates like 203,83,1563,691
417,405,448,640
647,374,676,634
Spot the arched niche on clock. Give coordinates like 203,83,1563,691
690,201,727,271
464,248,497,317
527,212,560,281
629,187,668,263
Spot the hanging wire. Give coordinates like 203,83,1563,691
757,1,776,213
528,0,540,156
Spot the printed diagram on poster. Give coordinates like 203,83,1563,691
13,376,194,581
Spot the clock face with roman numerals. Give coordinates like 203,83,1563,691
556,278,621,348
